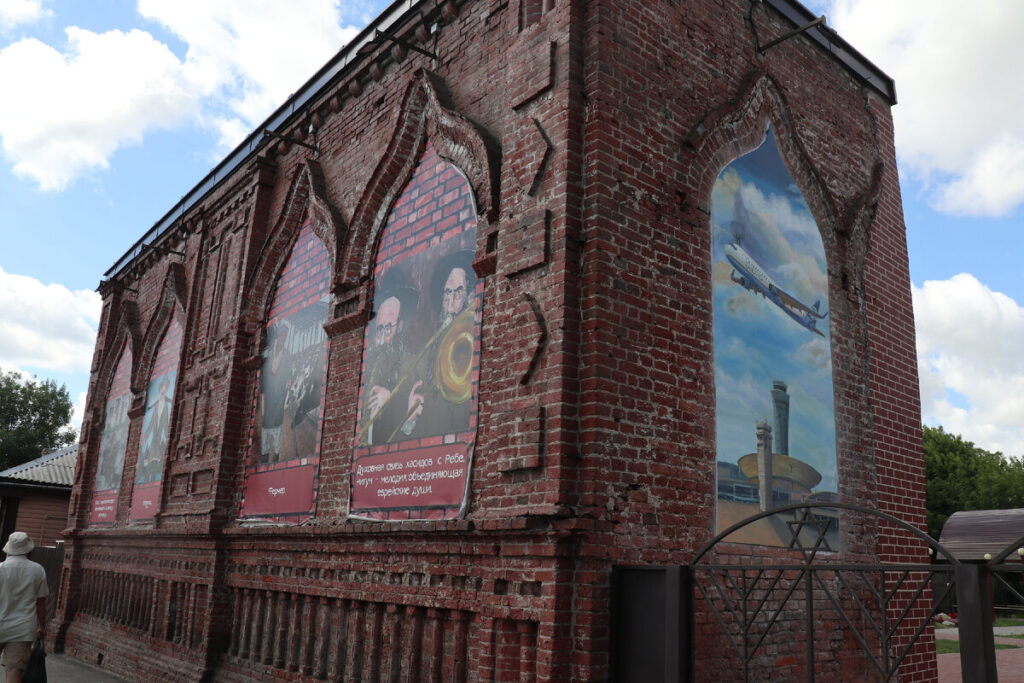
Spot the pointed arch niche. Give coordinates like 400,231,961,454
89,345,133,526
128,313,184,522
348,141,483,522
239,220,332,523
126,264,187,523
711,126,838,546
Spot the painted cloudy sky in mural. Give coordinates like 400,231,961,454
712,128,837,493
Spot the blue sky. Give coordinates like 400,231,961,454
1,0,1022,458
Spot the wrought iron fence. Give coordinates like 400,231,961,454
613,503,1024,682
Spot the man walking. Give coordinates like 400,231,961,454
0,532,48,683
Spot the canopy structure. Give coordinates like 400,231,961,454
939,509,1024,560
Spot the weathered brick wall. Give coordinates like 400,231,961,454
54,0,928,681
569,0,929,679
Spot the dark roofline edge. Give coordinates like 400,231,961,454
104,0,896,280
762,0,897,105
0,480,72,494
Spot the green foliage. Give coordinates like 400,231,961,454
0,370,77,470
924,425,1024,539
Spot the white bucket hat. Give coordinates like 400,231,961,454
3,532,34,556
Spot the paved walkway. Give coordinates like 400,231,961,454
9,628,1022,682
2,652,129,682
935,626,1024,683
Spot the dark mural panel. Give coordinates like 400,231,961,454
349,142,481,521
712,128,838,547
240,221,330,523
130,315,183,521
90,348,132,526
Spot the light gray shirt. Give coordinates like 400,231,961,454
0,555,48,643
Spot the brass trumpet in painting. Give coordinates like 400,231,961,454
358,307,475,445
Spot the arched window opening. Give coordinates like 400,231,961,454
240,220,331,523
712,127,838,547
90,347,133,526
349,142,482,521
129,315,183,522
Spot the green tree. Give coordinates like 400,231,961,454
0,369,77,470
924,425,1024,539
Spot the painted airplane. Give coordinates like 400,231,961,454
723,242,828,337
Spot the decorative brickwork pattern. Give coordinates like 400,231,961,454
221,594,480,681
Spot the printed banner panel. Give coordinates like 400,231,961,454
90,348,132,526
350,142,481,521
239,464,316,517
130,315,183,521
712,128,839,548
240,221,330,523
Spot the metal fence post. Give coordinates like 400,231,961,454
682,565,693,683
611,565,691,682
955,562,997,682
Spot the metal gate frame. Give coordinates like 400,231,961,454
686,502,1024,682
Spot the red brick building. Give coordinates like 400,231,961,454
55,0,931,680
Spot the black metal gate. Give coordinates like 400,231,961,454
612,503,1024,682
28,540,65,622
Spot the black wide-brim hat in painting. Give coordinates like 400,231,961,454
374,268,421,325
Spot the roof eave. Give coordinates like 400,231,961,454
761,0,897,105
103,0,431,280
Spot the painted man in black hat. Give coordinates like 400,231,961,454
402,249,477,440
359,278,419,445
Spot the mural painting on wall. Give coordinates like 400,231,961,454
90,347,132,526
712,128,838,547
129,316,182,521
349,142,482,521
240,220,330,522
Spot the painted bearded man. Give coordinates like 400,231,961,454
137,375,172,483
360,285,418,445
402,250,477,440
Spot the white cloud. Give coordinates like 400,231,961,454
933,141,1024,216
137,0,361,151
0,266,102,372
825,0,1024,216
0,0,51,31
0,0,364,188
913,274,1024,457
71,390,87,434
796,337,831,371
0,28,199,190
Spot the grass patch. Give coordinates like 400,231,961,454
994,618,1024,627
937,641,1022,655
